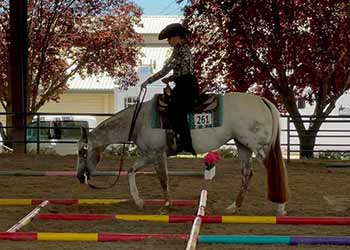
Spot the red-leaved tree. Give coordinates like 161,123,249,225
0,0,142,145
181,0,350,158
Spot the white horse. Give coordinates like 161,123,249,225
76,92,289,215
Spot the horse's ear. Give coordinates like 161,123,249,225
80,126,88,143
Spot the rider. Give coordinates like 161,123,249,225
141,23,199,155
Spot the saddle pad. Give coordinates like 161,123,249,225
151,95,224,129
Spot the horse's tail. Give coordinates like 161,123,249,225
262,99,289,203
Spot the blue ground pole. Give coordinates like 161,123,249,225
199,235,350,246
199,235,291,245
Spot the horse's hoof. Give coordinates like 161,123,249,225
135,199,144,210
277,203,287,216
226,202,238,214
277,209,287,216
159,206,171,214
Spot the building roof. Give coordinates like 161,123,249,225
135,16,183,34
67,16,178,92
67,47,171,92
67,75,116,92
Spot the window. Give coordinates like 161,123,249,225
27,120,89,141
137,65,153,83
49,121,62,139
59,121,89,139
27,121,50,141
124,97,138,108
137,65,153,76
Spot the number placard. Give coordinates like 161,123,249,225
193,112,213,128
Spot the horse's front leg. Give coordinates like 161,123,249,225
127,156,149,209
227,143,253,213
153,151,171,214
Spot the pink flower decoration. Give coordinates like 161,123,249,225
204,151,221,170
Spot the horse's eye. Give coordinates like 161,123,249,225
83,144,88,150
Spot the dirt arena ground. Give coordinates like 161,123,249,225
0,154,349,250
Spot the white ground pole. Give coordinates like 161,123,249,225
185,190,207,250
7,200,49,232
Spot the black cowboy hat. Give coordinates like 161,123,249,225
158,23,190,40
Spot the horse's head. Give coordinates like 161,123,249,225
76,127,101,184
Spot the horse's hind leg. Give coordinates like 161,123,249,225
153,151,171,213
256,149,288,216
227,141,253,214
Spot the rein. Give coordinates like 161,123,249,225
85,88,147,189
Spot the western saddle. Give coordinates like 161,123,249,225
156,85,219,114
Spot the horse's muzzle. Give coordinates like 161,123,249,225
77,172,85,183
77,169,90,184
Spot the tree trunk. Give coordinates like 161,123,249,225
4,106,14,149
2,107,35,151
294,116,325,159
298,129,318,158
9,0,28,153
283,95,325,159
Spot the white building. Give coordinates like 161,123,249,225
114,16,181,112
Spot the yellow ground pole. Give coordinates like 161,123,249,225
222,216,276,224
115,215,170,222
37,233,98,241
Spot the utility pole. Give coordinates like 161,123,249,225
9,0,28,153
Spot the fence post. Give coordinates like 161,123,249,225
287,116,290,162
24,112,27,153
36,114,40,154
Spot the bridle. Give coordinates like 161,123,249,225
82,87,147,189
